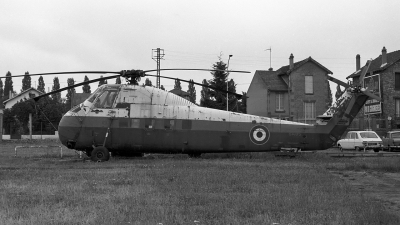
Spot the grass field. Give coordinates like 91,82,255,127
1,140,399,225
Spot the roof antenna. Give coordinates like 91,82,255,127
265,47,272,71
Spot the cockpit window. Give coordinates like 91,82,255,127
93,89,118,108
87,86,105,103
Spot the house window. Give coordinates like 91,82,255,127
305,75,313,94
304,102,315,119
396,99,400,117
395,73,400,90
275,93,284,111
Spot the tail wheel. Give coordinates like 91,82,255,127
91,146,110,162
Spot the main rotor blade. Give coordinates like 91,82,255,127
33,75,120,101
359,60,372,87
361,89,382,102
143,68,251,74
0,71,121,79
327,75,350,88
146,74,243,99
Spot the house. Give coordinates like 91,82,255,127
247,54,333,124
169,88,190,101
346,47,400,131
2,87,44,109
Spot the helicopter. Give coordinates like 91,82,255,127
1,61,381,161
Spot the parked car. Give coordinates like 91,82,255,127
381,131,400,151
337,131,383,152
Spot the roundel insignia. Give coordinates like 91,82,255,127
249,125,270,145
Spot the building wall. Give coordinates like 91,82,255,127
290,61,330,123
247,73,269,117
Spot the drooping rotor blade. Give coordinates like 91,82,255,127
33,74,120,102
0,71,121,79
146,74,243,99
361,89,382,102
143,68,251,74
327,75,350,88
359,60,372,87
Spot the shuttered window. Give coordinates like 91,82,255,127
396,99,400,117
395,73,400,90
305,75,313,94
304,102,315,119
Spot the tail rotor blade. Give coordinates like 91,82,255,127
361,89,382,102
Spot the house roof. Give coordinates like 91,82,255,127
3,87,44,104
169,88,190,96
277,56,333,76
253,70,288,91
347,50,400,79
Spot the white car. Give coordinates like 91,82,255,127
337,131,383,152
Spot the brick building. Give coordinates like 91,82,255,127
347,47,400,133
247,54,332,124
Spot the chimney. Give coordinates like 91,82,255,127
289,53,294,69
356,54,360,71
382,46,387,66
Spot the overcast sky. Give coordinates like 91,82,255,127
1,0,400,102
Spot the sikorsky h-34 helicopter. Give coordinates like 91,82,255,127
4,60,381,161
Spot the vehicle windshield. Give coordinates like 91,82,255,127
87,86,106,103
360,132,378,138
391,132,400,138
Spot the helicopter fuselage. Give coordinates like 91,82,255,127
58,84,368,155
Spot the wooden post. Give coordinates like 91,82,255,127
29,113,32,140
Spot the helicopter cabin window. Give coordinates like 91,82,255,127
164,120,175,129
145,119,155,129
305,75,313,94
94,89,118,108
87,86,105,103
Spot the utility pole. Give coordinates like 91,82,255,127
227,55,233,111
152,48,165,88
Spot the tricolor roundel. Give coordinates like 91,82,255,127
249,125,270,145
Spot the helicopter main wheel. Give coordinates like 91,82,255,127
91,146,110,162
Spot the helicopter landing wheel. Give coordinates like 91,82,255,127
91,146,110,162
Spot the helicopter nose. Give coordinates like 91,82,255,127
58,115,83,148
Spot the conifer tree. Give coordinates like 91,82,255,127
21,71,31,92
187,79,196,104
98,76,107,87
200,79,211,107
160,85,165,91
335,84,343,100
174,79,182,90
4,71,13,99
66,78,75,109
37,76,45,93
0,78,3,101
51,77,61,102
82,75,91,93
144,78,152,86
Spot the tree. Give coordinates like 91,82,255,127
51,77,61,102
144,78,152,87
66,78,75,109
326,83,333,109
238,92,247,113
98,76,108,87
37,76,45,93
82,75,91,93
21,71,31,92
160,85,165,91
4,71,13,99
115,76,121,84
200,79,211,107
187,79,196,104
174,79,182,90
0,78,3,102
335,84,343,100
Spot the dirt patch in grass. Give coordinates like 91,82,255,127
330,170,400,215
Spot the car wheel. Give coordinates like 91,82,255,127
355,146,360,151
338,145,343,152
91,146,110,162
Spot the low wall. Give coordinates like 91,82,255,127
2,132,59,140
